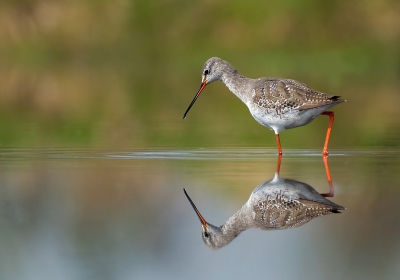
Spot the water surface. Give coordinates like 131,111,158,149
0,148,399,280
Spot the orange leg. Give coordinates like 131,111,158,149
321,156,334,197
275,153,282,174
275,134,283,156
321,111,334,157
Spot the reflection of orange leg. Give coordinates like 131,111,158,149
321,156,334,197
321,111,334,157
275,153,282,174
276,134,283,156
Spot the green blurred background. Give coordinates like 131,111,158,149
1,0,399,149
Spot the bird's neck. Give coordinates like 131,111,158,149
220,68,253,105
215,205,251,248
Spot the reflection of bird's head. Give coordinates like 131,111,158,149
184,189,233,250
201,223,224,250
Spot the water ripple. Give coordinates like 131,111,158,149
0,148,398,161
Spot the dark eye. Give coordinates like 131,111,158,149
204,232,209,238
204,69,209,75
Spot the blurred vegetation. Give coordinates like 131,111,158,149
0,0,399,149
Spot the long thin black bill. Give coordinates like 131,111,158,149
183,188,207,226
183,82,207,119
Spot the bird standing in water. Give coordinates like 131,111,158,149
183,57,345,156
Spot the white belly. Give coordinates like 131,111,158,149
249,105,328,134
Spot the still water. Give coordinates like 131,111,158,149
0,148,399,280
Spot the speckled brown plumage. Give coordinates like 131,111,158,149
252,192,340,230
252,78,342,114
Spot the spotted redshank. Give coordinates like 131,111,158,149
183,173,344,249
183,57,346,156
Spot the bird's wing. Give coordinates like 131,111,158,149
252,78,342,111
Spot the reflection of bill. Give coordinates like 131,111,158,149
184,156,344,250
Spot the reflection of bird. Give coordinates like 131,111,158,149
184,173,345,250
183,57,345,156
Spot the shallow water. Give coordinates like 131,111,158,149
0,148,399,280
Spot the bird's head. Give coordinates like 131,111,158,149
183,57,225,119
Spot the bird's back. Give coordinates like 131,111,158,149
249,177,344,230
252,77,345,113
251,192,342,230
